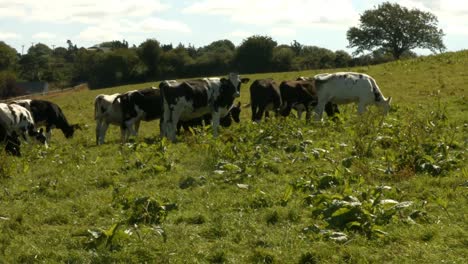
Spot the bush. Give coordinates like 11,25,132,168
0,71,17,99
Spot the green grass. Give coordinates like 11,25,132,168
1,51,467,263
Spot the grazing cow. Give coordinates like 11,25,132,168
117,87,163,138
12,99,80,142
279,80,339,122
160,73,249,142
249,78,282,122
177,101,242,133
313,72,391,120
0,103,46,156
95,93,130,145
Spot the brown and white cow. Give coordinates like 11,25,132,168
249,78,282,122
279,80,339,122
0,103,46,156
160,73,249,142
313,72,391,121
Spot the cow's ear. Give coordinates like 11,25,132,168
241,78,250,83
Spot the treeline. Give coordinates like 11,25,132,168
1,35,417,96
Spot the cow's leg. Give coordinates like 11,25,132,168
134,120,141,136
314,101,327,121
125,117,139,136
163,116,178,142
251,103,258,122
166,121,177,142
45,126,52,142
297,109,303,120
281,104,292,117
264,110,270,119
95,119,102,145
257,106,266,122
100,122,109,145
305,107,312,123
211,111,221,138
357,102,367,114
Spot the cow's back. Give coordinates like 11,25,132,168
94,94,122,124
315,72,375,103
250,79,281,105
132,88,163,121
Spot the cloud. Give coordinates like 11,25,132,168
0,32,21,39
183,0,358,29
138,18,191,33
32,32,57,40
78,24,125,42
76,17,191,44
0,0,169,24
269,27,296,37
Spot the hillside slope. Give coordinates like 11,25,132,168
0,51,466,263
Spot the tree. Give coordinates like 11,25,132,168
334,50,352,68
347,2,445,59
234,35,277,73
272,47,295,71
0,41,18,71
137,39,163,80
98,40,129,50
19,43,51,81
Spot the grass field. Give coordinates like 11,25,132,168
0,51,467,263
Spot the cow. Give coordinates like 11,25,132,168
249,78,282,122
177,101,242,133
116,87,163,138
160,73,249,142
12,99,80,143
313,72,392,121
0,103,47,156
158,80,241,135
279,80,339,122
95,93,130,145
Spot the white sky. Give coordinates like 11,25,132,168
0,0,467,55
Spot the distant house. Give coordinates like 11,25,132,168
87,46,112,53
14,82,49,96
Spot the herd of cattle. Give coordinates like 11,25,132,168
0,72,391,156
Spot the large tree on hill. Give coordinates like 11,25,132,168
347,2,445,59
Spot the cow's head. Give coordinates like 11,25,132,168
63,124,81,138
378,96,392,115
26,125,47,146
221,73,250,99
230,101,242,123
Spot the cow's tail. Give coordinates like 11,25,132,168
94,95,103,120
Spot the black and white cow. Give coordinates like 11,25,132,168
177,101,242,133
160,73,249,142
116,87,163,138
12,99,80,142
95,93,136,145
279,80,339,122
249,78,282,122
313,72,391,121
0,103,46,156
